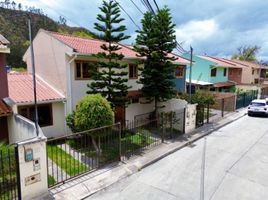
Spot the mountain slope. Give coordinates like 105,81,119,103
0,7,95,67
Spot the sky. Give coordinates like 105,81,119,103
16,0,268,61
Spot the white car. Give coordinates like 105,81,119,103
248,99,268,116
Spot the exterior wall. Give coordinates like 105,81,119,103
69,57,143,111
24,30,72,96
241,66,252,84
228,68,242,84
174,66,186,92
41,102,66,138
184,55,215,83
209,67,228,83
10,102,65,141
125,98,155,122
185,104,197,134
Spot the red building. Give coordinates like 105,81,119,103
0,34,12,142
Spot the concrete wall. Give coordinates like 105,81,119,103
24,30,72,96
125,98,155,122
8,114,42,144
17,137,48,200
185,104,197,133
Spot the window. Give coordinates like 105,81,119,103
238,69,241,77
129,64,138,79
75,61,94,80
229,68,233,75
128,97,139,104
224,68,227,76
18,104,53,127
211,68,217,77
252,69,255,75
175,66,184,78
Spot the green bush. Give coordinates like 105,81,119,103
66,94,113,132
179,90,215,106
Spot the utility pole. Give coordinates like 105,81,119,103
28,17,39,137
189,46,193,104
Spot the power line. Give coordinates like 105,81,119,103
129,0,144,15
114,0,141,30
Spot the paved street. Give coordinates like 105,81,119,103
86,115,268,200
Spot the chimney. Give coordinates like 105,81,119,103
0,34,10,99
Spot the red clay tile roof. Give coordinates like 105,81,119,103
231,59,268,69
198,56,245,68
8,73,65,104
48,31,137,58
213,81,236,88
47,31,190,65
0,100,12,117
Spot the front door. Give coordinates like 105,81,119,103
114,105,125,125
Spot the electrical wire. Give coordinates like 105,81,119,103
129,0,144,15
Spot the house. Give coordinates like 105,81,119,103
7,73,66,138
0,34,12,142
183,54,240,92
22,29,189,135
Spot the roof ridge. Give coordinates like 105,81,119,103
206,55,236,66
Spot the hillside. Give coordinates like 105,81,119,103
0,7,95,68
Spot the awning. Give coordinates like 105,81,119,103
186,79,213,86
127,91,143,98
213,81,236,88
0,100,12,117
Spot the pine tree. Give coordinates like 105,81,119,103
134,8,177,114
87,0,130,108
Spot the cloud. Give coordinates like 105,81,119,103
175,19,219,48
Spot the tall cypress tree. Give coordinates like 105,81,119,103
134,8,177,114
87,0,130,108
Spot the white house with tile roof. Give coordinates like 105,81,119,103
23,29,190,135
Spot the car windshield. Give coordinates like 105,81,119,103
250,102,266,107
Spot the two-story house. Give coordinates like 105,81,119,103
22,29,189,137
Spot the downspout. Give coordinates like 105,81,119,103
65,54,77,133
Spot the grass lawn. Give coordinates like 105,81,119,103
47,145,88,176
48,175,56,187
11,67,27,72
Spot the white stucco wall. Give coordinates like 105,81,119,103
41,102,66,138
125,98,155,122
24,30,72,96
185,104,197,133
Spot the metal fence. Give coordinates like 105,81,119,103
47,109,186,187
236,90,258,109
0,146,20,200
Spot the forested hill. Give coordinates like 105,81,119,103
0,4,95,68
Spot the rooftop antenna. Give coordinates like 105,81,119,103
28,17,39,137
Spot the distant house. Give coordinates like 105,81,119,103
0,34,12,142
183,54,241,92
22,29,189,136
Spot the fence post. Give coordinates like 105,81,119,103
15,145,22,200
207,103,210,123
221,99,225,117
161,113,165,143
118,122,122,161
183,107,186,134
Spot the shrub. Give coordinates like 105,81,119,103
66,94,113,132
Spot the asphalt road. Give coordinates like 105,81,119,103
86,115,268,200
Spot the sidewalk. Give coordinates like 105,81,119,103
49,108,248,200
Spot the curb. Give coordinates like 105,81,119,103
141,112,247,170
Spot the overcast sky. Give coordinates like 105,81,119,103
16,0,268,61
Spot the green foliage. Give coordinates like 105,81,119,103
66,94,113,132
232,45,260,61
0,7,95,68
87,0,130,107
134,8,177,112
179,91,216,106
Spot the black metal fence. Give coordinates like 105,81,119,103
0,145,20,200
236,90,258,109
47,109,186,187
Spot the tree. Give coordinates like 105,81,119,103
87,0,130,108
66,94,113,153
17,3,22,10
134,8,177,115
58,16,66,25
232,45,260,61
